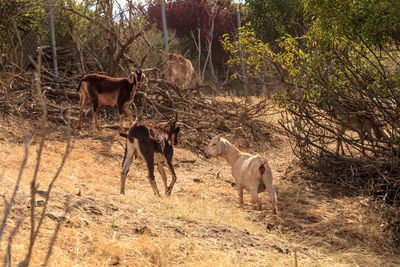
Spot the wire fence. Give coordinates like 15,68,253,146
142,0,241,78
9,0,243,86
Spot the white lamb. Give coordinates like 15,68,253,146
204,136,277,214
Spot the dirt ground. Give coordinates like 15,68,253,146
0,109,399,266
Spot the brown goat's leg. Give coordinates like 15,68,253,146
165,161,177,196
360,132,369,156
93,111,100,131
119,114,124,132
77,94,88,130
156,162,168,194
92,101,100,131
117,104,125,132
336,125,345,155
120,141,135,194
148,176,160,196
124,102,133,126
146,159,160,196
77,108,84,130
336,139,343,155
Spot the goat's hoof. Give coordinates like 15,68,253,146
165,187,173,196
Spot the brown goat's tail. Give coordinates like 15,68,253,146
76,79,83,91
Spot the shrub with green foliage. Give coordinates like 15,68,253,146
223,0,400,205
274,0,400,202
221,25,285,95
244,0,307,49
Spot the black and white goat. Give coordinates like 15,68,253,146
119,116,180,196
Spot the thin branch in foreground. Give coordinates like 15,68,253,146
43,196,72,267
33,110,71,243
19,45,71,267
21,48,47,267
3,218,24,267
0,134,29,243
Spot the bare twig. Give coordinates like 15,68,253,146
18,46,72,267
43,197,72,267
0,135,29,243
33,111,71,243
3,218,24,267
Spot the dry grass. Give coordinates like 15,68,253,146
0,110,399,267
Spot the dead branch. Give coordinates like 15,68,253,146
0,135,29,242
202,8,217,82
3,218,24,267
43,197,72,267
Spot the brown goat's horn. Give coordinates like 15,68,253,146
137,49,150,69
142,67,157,73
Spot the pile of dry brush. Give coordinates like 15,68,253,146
1,59,274,154
278,90,400,204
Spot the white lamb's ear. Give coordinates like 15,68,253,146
216,139,226,155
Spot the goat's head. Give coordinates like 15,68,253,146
128,72,137,84
167,114,180,146
204,135,227,159
171,124,180,146
157,114,180,146
128,70,143,85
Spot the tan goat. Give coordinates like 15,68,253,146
333,103,386,155
162,53,195,88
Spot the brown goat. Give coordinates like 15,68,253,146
119,116,180,196
76,71,145,131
